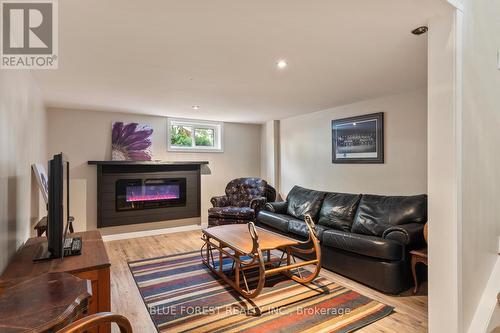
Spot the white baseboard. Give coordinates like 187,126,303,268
101,224,202,241
468,256,500,333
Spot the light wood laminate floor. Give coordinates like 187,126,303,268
105,230,428,333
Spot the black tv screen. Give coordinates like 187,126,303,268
47,153,69,258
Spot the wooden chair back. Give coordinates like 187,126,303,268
57,312,132,333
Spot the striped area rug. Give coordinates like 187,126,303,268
128,251,393,333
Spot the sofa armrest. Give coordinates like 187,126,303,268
250,197,267,213
264,201,288,214
210,195,230,207
382,223,425,249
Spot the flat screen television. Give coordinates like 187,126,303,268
34,153,69,261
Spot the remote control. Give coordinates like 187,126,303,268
72,238,81,252
64,237,73,249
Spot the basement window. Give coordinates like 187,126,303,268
167,118,223,152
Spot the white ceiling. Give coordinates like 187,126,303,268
32,0,445,123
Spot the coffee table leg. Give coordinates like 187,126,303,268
219,246,223,273
201,224,266,299
205,235,210,266
239,255,265,298
238,222,266,298
282,215,322,284
235,254,240,288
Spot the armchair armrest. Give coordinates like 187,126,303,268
264,201,288,214
250,197,267,213
210,195,230,207
382,223,425,249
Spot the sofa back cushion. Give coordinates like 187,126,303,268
318,193,361,231
351,194,427,237
225,178,267,207
286,186,326,220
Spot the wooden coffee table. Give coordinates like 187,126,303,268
201,216,321,299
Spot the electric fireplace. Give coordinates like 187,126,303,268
89,161,207,228
116,178,186,211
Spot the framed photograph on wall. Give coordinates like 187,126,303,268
332,112,384,164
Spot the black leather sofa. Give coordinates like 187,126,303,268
256,185,427,294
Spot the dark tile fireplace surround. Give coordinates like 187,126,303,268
88,161,208,228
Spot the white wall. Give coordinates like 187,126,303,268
260,120,281,194
461,0,500,330
427,8,462,333
428,1,500,331
46,108,262,233
279,90,427,196
0,72,47,272
260,121,275,185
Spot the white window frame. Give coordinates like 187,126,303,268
167,118,224,152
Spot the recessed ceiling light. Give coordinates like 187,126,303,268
412,26,428,35
192,105,200,110
276,60,288,69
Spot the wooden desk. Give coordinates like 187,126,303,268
0,231,111,333
0,272,92,332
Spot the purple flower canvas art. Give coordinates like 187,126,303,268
112,122,153,161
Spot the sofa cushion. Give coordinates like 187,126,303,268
208,206,255,220
286,186,326,220
318,192,361,231
287,219,329,241
352,194,427,237
322,229,404,261
257,211,290,232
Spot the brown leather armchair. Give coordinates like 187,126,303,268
208,178,276,226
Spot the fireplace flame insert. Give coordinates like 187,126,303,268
116,178,187,211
